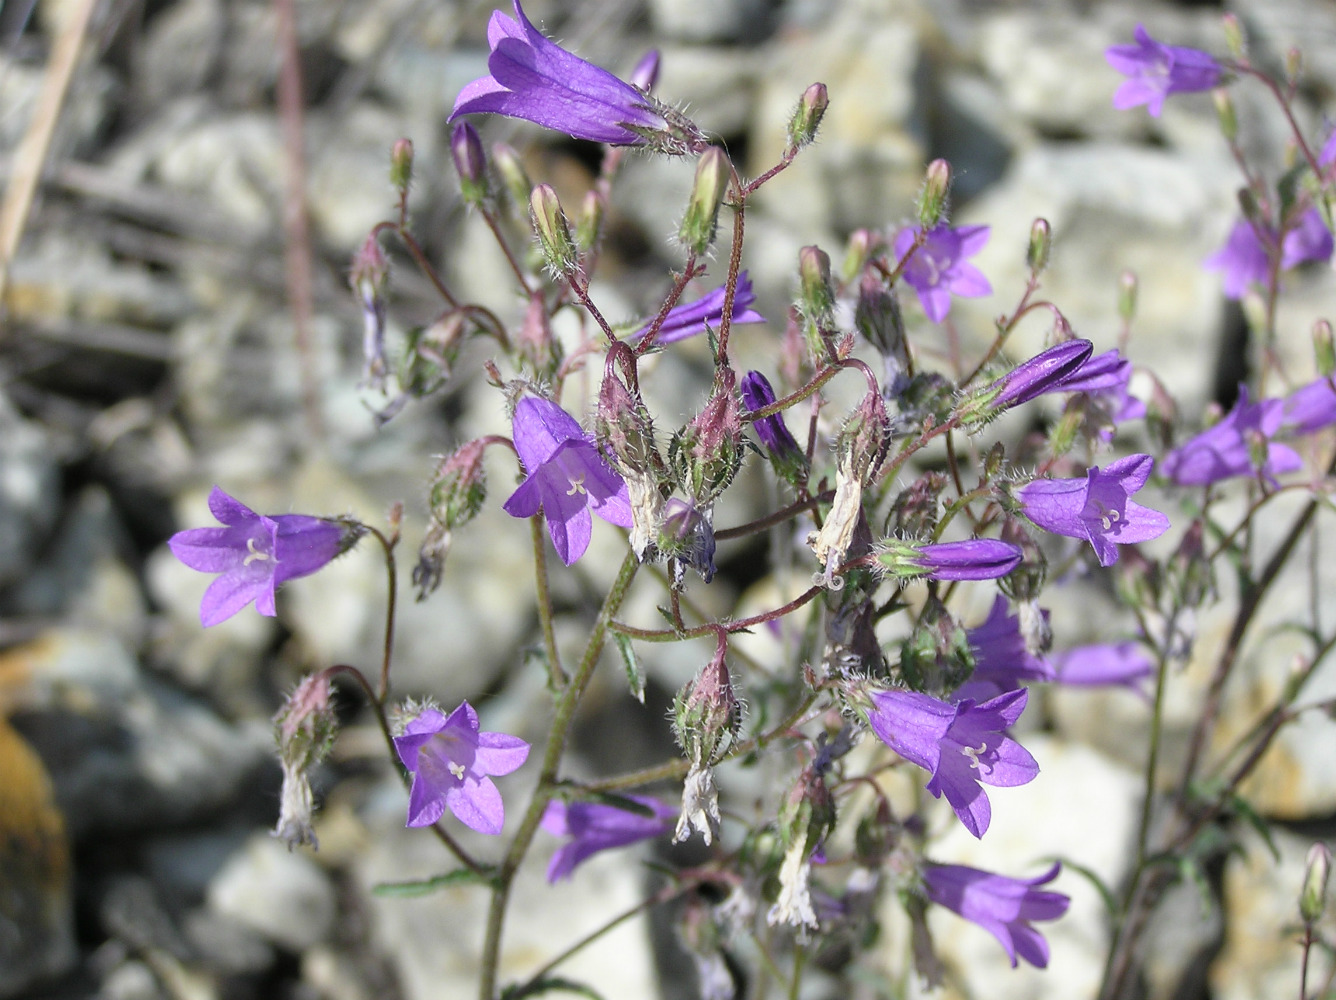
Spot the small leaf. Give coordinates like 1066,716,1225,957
501,976,607,1000
1049,856,1117,917
372,867,497,896
613,632,645,703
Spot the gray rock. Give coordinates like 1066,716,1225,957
207,834,336,953
649,0,775,44
0,393,60,589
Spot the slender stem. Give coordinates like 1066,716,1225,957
479,205,534,295
478,553,640,1000
611,584,823,642
568,274,618,342
394,225,461,309
1301,925,1314,1000
634,256,702,355
364,526,400,701
530,516,566,688
714,494,826,541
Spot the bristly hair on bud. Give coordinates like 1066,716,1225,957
679,147,731,257
787,82,829,154
414,439,490,599
389,137,414,198
672,631,742,845
917,159,952,229
595,360,665,560
1027,218,1052,274
272,672,339,849
669,365,744,505
529,183,580,277
809,389,890,588
1313,319,1335,377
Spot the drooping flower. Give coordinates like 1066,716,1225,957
169,487,359,627
1282,376,1336,435
1017,454,1171,567
740,369,806,483
879,538,1024,582
1104,24,1222,117
393,702,530,834
866,688,1038,838
892,224,992,323
922,862,1070,968
635,272,766,346
540,795,676,882
1160,389,1302,486
503,396,634,565
451,1,701,151
955,597,1055,702
1052,641,1154,692
1205,209,1334,300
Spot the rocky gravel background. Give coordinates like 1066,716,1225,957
2,0,1336,998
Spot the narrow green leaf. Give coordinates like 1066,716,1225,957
501,976,607,999
372,867,497,897
613,632,645,703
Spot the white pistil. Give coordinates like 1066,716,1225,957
961,741,988,769
448,762,466,780
566,475,587,496
243,537,273,566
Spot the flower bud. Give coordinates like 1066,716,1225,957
658,499,716,586
1222,13,1246,60
1301,842,1331,924
672,633,740,845
1213,88,1237,143
670,366,744,503
740,370,807,485
1285,46,1303,88
389,137,414,197
576,190,604,253
877,538,1022,584
350,235,390,391
1118,269,1138,324
450,122,488,205
842,227,877,283
1241,290,1268,337
595,370,664,559
787,82,829,153
679,147,730,257
855,273,906,359
530,184,579,276
630,49,660,92
414,439,489,598
767,761,835,929
917,158,952,229
798,245,835,327
1314,319,1334,377
1027,217,1052,274
493,142,533,218
272,673,339,849
896,594,975,694
518,289,561,377
997,518,1047,603
959,339,1093,427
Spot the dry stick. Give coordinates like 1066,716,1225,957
274,0,324,443
0,0,100,317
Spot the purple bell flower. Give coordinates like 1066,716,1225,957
1161,389,1302,486
922,861,1070,968
1017,454,1170,567
892,224,992,323
393,702,530,835
451,1,697,150
1105,24,1222,117
955,596,1055,702
503,397,634,565
635,272,766,346
1205,209,1334,300
867,688,1038,838
1282,376,1336,435
169,487,355,627
540,795,676,882
1053,641,1154,692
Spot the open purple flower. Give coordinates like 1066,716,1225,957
956,597,1054,702
1206,209,1334,300
1017,454,1170,567
893,224,991,323
1282,376,1336,435
1053,641,1154,692
867,688,1038,838
393,702,530,835
636,272,766,346
1161,389,1302,486
169,487,356,627
503,397,634,565
1105,24,1221,117
540,795,676,882
922,862,1070,968
451,1,695,150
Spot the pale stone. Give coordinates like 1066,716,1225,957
208,835,337,952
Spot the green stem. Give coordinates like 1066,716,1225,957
477,552,640,1000
530,516,566,688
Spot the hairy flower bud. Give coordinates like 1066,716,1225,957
414,439,490,598
897,594,975,695
530,184,579,276
350,235,390,391
493,142,533,218
917,159,952,229
787,82,829,153
670,366,744,503
672,634,740,845
596,370,664,559
451,122,488,205
1301,842,1331,924
1222,13,1246,59
273,673,339,849
658,499,716,586
679,147,731,256
1314,319,1335,377
1118,269,1139,324
576,190,605,253
798,245,835,328
740,370,807,485
1213,88,1237,143
389,137,414,196
1027,217,1052,274
855,273,906,360
842,227,877,283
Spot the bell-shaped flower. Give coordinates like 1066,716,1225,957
867,688,1038,838
1105,24,1221,117
1017,454,1170,567
922,862,1070,968
893,224,991,323
879,538,1024,582
503,397,634,565
169,487,360,627
540,795,676,882
1161,389,1301,486
1282,376,1336,435
451,1,701,151
393,702,530,835
1205,209,1334,300
636,272,767,346
955,597,1054,702
1052,641,1154,693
